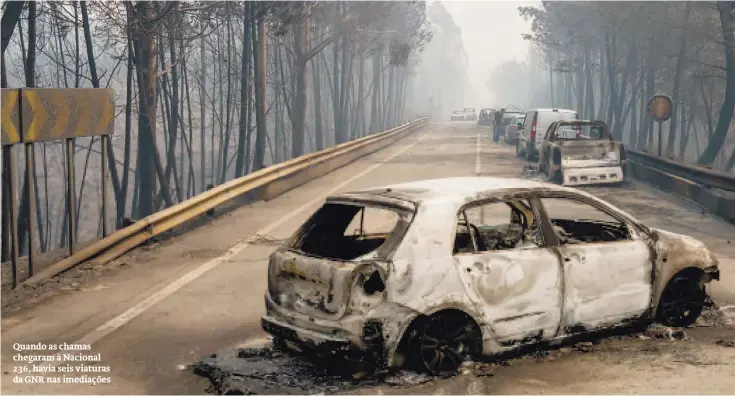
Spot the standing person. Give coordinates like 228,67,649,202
493,108,505,142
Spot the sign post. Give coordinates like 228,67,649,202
646,94,673,157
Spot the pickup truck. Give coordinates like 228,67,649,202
463,108,477,121
538,120,627,186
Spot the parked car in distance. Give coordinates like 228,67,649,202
517,108,578,160
478,108,495,125
450,110,465,121
499,111,523,141
464,107,477,121
503,115,525,144
538,120,626,186
261,176,719,376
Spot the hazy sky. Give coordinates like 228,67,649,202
441,1,538,106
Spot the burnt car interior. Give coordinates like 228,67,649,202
289,202,403,261
541,197,631,244
552,122,609,141
452,197,633,252
454,199,542,254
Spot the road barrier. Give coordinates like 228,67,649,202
22,118,428,286
626,149,735,223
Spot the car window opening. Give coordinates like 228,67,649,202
541,198,630,244
290,202,406,261
454,199,542,254
554,124,608,140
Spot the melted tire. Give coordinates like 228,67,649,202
551,169,563,184
657,274,705,327
411,312,481,376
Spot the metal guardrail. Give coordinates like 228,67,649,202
625,148,735,223
21,118,428,286
626,149,735,192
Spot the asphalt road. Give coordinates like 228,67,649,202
2,121,734,394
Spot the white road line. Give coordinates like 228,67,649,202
73,133,430,347
475,127,481,175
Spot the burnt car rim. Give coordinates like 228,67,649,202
659,276,705,327
418,315,476,375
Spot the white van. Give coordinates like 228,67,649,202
516,108,578,160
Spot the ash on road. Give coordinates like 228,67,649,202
194,306,735,395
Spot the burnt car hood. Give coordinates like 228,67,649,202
650,227,719,272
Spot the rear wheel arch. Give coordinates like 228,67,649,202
391,307,484,370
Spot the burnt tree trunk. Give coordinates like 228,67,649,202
698,1,735,166
235,2,252,177
667,2,693,158
252,7,268,171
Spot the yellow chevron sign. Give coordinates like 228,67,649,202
2,88,114,145
21,88,115,143
1,89,21,145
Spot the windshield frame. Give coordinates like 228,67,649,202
550,120,613,142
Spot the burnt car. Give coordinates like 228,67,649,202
463,107,477,121
262,177,719,375
538,120,626,186
450,109,465,121
478,108,495,125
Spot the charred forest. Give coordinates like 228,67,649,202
0,1,447,261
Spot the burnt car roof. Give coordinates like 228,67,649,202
556,119,607,125
332,177,572,204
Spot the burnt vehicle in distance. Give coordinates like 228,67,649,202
450,109,466,121
261,177,720,375
478,108,495,125
538,120,627,186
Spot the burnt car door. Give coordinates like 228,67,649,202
538,121,559,168
536,192,653,333
453,196,562,345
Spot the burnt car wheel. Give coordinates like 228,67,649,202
657,273,706,327
551,169,563,184
416,312,481,375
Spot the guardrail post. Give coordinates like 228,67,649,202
3,146,20,288
206,183,215,216
66,137,77,255
25,142,36,278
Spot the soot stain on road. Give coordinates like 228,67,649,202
191,337,618,395
192,344,439,395
193,306,733,395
